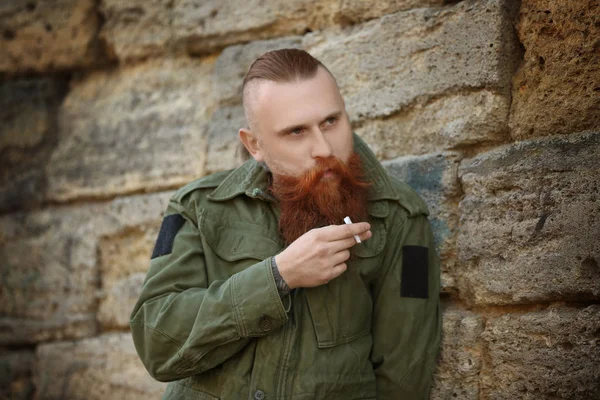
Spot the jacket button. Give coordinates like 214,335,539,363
253,389,265,400
259,316,272,332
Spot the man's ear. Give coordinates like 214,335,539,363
238,128,264,162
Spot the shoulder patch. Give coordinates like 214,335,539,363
151,214,186,259
401,245,429,299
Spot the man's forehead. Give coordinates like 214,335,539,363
246,68,344,130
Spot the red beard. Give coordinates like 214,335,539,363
269,152,371,245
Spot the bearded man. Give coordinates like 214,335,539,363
131,49,441,400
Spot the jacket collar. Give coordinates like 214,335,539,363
207,133,400,208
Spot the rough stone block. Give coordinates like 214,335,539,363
383,153,461,293
355,90,510,159
338,0,445,24
480,305,600,399
0,0,103,73
172,0,338,56
304,0,520,121
0,192,172,344
0,349,35,400
458,131,600,305
431,306,485,400
46,58,214,202
510,0,600,140
0,78,66,213
99,0,172,62
213,36,303,106
35,333,166,399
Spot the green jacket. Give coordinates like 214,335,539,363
131,135,441,400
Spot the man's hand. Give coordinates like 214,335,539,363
275,222,372,289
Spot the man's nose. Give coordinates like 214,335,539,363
311,130,333,159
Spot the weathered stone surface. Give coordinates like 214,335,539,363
213,36,303,106
510,0,600,140
0,349,35,400
431,306,485,400
458,131,600,305
172,0,338,56
305,0,520,121
383,152,461,293
35,333,166,399
338,0,445,24
205,105,248,174
0,0,103,73
480,305,600,399
0,78,66,213
99,0,172,62
0,191,172,344
46,58,214,202
355,90,510,159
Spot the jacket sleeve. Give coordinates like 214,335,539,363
370,213,442,399
130,200,289,382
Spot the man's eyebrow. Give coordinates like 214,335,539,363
322,111,342,121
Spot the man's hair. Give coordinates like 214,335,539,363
243,48,329,91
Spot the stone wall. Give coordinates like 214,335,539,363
1,0,598,399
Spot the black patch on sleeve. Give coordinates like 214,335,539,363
401,245,429,299
151,214,186,259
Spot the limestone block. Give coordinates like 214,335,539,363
304,0,520,121
0,191,172,343
383,153,461,293
99,0,172,62
172,0,339,56
205,105,248,174
338,0,445,24
458,131,600,305
213,36,303,106
510,0,600,140
0,0,102,73
431,307,485,400
0,78,66,213
480,305,600,399
35,333,166,399
46,58,214,202
0,349,35,400
355,90,510,158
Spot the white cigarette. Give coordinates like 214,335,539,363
343,216,361,243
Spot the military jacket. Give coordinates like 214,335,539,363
130,135,442,400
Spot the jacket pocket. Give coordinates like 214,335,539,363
305,220,386,348
198,210,283,263
164,382,220,400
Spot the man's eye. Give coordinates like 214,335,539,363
326,117,337,125
290,128,303,135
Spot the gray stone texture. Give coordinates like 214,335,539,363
458,131,600,305
431,306,484,400
46,58,213,202
384,153,461,293
355,90,510,159
0,349,36,400
480,305,600,399
0,0,103,73
205,105,248,174
0,191,172,344
510,0,600,140
0,78,66,213
304,0,521,122
35,333,166,399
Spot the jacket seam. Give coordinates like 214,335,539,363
231,273,247,338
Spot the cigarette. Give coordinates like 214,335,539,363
343,216,361,243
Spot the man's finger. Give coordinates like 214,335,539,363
319,222,371,241
330,230,372,251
